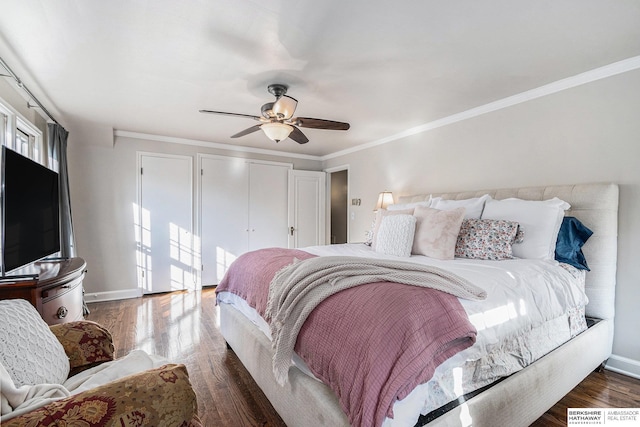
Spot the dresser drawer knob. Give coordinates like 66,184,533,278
56,306,68,319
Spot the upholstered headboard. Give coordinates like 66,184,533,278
398,183,619,321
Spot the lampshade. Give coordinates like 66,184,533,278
374,191,394,211
272,95,298,119
261,122,293,142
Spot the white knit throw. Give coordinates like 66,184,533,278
265,256,486,385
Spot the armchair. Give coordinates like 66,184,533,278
0,299,202,426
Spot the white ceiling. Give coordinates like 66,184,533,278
1,1,639,158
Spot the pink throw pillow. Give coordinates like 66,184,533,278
412,206,465,260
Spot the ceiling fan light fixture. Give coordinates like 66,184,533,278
272,95,298,119
200,84,350,145
261,122,293,142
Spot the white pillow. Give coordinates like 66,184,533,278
0,299,70,386
371,208,414,249
431,194,491,219
374,215,417,257
481,197,570,260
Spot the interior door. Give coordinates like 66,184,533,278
200,156,249,286
248,162,290,250
288,170,326,248
329,169,348,244
138,154,194,294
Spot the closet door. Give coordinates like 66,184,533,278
200,156,249,286
138,154,194,294
288,170,326,248
248,162,290,250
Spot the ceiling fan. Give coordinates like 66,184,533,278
199,84,350,144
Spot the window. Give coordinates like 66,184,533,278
0,102,12,149
0,97,44,165
16,117,43,163
16,128,30,156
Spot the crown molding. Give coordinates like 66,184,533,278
113,130,323,161
321,55,640,161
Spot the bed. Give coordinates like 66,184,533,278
216,183,618,427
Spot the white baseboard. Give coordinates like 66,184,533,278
84,288,142,303
605,354,640,379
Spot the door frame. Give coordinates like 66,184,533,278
287,169,326,248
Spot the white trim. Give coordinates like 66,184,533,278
246,158,293,168
321,55,640,161
16,116,42,138
0,96,16,146
16,116,43,162
324,164,350,174
605,354,640,379
114,130,322,161
84,288,142,303
197,152,293,168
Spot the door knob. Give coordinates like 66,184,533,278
290,226,295,236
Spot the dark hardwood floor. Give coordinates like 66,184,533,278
530,370,640,427
86,288,640,427
86,287,286,427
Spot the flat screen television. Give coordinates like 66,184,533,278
1,146,60,275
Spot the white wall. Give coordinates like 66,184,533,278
64,123,322,301
323,69,640,377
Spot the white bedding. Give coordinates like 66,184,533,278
217,243,587,426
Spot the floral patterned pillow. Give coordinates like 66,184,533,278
50,320,115,374
455,219,520,260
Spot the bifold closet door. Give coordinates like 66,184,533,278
200,156,249,286
138,154,194,294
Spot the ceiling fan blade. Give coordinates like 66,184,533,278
272,95,298,119
295,117,350,131
199,110,261,121
288,126,309,144
231,124,262,138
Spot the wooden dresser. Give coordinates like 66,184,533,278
0,257,86,325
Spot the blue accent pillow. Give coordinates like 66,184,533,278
555,216,593,270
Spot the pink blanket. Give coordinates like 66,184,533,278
216,248,477,427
